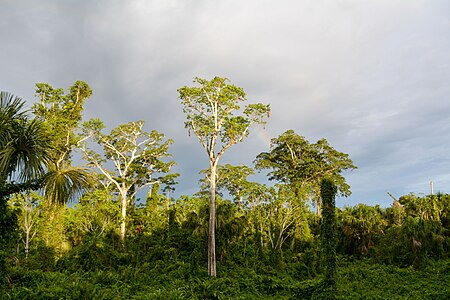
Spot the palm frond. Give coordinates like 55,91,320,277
0,91,26,149
43,166,93,205
0,118,50,181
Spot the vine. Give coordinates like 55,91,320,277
320,178,338,297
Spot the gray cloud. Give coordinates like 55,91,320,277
1,0,450,207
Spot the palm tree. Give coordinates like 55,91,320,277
1,91,51,266
0,91,91,202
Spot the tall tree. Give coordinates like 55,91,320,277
33,81,92,167
178,76,270,276
32,81,93,205
79,119,177,242
255,130,356,216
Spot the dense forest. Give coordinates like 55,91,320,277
1,79,449,299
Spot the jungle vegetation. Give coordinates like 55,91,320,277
1,79,449,299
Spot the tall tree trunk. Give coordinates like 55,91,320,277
208,162,217,277
119,185,127,242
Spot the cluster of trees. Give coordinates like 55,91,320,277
1,78,449,298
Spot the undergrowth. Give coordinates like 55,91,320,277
3,258,449,299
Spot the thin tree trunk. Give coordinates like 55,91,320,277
119,185,127,242
24,197,31,259
317,198,322,217
24,221,31,259
314,189,322,217
208,163,217,277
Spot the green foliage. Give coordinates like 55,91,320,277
79,119,178,241
399,193,447,222
3,257,449,299
178,77,270,154
336,258,450,299
30,81,94,206
255,130,356,215
0,196,17,286
199,164,256,205
33,81,92,167
375,217,449,267
250,184,312,252
64,189,119,246
337,204,388,256
3,192,450,298
32,205,71,260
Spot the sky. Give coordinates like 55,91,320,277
1,0,449,207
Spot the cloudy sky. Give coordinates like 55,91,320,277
1,0,449,207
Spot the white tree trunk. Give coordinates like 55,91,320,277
119,184,127,242
208,161,217,277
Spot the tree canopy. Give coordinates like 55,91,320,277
79,119,177,241
255,129,356,215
